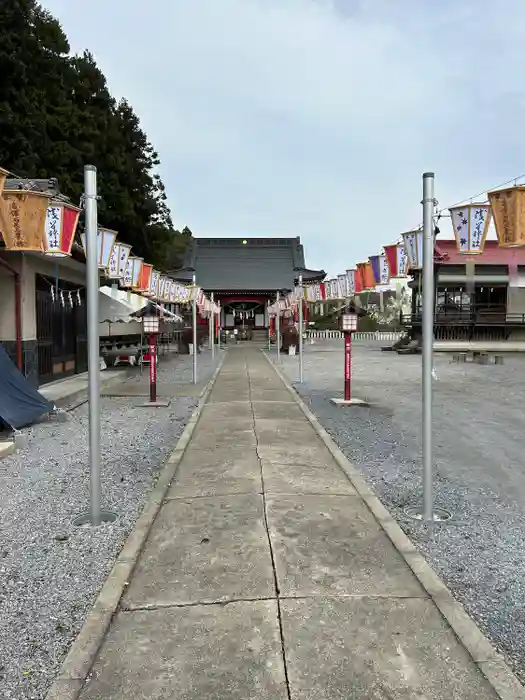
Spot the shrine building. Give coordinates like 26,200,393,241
172,237,325,334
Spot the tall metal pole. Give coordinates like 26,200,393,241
192,274,197,384
85,165,101,527
209,292,215,358
298,274,304,383
422,172,435,522
276,291,281,363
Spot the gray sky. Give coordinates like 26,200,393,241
43,0,525,275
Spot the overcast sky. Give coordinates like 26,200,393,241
43,0,525,275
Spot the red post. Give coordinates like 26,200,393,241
344,332,352,401
149,333,157,403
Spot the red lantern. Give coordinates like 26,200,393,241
43,202,81,257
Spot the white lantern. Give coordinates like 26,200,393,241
341,313,358,332
143,315,160,334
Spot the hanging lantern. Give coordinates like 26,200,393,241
449,203,492,254
402,230,423,270
122,256,142,289
80,227,117,270
148,270,160,299
355,263,366,293
0,190,51,251
337,273,348,298
488,186,525,247
43,201,81,257
169,281,176,302
363,262,376,290
137,263,153,293
108,242,129,279
379,254,389,285
0,166,9,196
369,255,382,285
346,269,356,295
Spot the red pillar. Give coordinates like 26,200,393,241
344,332,352,401
149,333,157,403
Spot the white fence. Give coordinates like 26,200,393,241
306,330,403,342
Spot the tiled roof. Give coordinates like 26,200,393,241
173,237,325,291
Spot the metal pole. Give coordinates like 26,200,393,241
217,303,221,351
192,274,197,384
298,274,304,383
422,172,435,521
210,292,215,359
267,301,271,351
85,165,101,527
276,291,280,363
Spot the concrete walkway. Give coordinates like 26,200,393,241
77,348,500,699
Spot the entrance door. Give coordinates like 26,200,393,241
36,289,53,383
36,282,81,384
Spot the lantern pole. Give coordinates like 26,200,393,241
276,291,281,363
209,292,215,359
85,165,101,527
422,172,435,522
298,274,304,383
192,274,197,384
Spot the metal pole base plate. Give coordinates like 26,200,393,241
330,397,369,407
138,400,171,407
72,510,118,527
405,506,452,522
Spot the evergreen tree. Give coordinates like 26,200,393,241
0,0,190,269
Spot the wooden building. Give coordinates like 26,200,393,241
172,237,325,337
404,240,525,341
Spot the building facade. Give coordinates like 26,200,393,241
172,237,325,332
404,240,525,341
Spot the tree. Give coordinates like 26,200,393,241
0,0,190,270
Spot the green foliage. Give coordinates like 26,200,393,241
0,0,189,269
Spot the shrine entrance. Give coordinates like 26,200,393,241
222,299,267,330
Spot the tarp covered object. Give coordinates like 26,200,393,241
0,343,53,429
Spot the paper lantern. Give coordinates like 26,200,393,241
81,227,117,269
379,254,389,284
0,167,8,196
149,270,160,298
337,274,348,298
363,262,376,290
488,186,525,247
402,230,423,270
0,190,50,251
449,203,491,254
122,256,143,288
346,269,356,295
169,281,176,302
107,242,132,279
158,276,167,301
355,263,366,293
137,263,153,293
369,255,381,285
43,202,81,256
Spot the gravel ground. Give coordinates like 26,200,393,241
271,341,525,685
0,349,222,700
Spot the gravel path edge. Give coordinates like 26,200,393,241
44,351,227,700
264,351,525,700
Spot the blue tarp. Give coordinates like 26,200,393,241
0,343,53,430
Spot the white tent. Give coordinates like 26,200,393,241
99,286,149,322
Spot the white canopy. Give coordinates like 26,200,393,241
99,286,149,323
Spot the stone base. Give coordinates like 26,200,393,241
330,397,369,407
0,441,16,459
138,400,171,408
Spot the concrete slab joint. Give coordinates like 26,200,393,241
45,347,525,699
263,349,525,700
45,352,226,700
